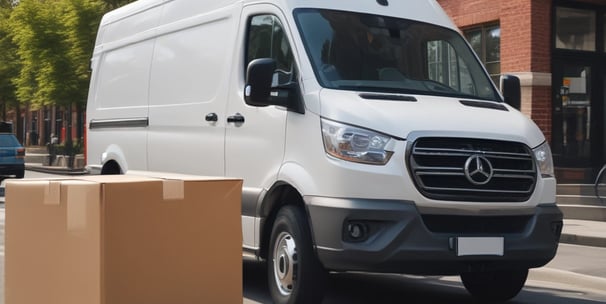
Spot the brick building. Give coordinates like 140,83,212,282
438,0,606,183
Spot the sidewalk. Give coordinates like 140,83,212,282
561,219,606,248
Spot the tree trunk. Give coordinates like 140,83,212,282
66,103,74,168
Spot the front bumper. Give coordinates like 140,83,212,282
306,197,563,275
0,163,24,177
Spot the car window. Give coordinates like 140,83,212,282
0,134,20,147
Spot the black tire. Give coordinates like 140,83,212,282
268,205,326,304
595,164,606,203
461,269,528,302
15,170,24,179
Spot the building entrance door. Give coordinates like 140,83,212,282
552,60,603,175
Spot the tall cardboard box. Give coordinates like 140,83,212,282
5,174,243,304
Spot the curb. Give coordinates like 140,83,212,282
529,267,606,293
560,233,606,248
25,165,88,176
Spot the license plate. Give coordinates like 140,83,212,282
457,237,504,256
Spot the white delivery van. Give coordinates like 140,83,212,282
86,0,563,303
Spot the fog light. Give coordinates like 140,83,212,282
349,224,363,239
344,221,369,242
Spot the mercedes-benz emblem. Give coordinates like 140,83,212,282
464,155,493,185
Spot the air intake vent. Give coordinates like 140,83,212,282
408,137,536,202
460,100,508,111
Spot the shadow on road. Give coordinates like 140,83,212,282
244,259,606,304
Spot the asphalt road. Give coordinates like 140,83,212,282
243,252,606,304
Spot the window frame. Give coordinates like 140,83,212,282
552,2,606,54
463,23,501,85
555,6,597,52
244,14,298,86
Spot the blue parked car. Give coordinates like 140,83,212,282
0,133,25,179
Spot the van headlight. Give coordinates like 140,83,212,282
533,141,554,178
321,118,394,165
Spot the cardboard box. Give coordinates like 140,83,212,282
5,174,243,304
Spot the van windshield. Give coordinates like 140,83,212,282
294,9,501,101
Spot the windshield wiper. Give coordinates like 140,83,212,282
334,84,499,102
334,85,419,95
359,93,417,102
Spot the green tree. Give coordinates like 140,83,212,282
9,0,105,154
64,0,105,107
0,0,15,9
102,0,134,10
4,0,133,147
10,0,65,106
0,2,20,122
9,0,126,108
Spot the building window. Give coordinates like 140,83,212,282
464,24,500,85
555,7,596,51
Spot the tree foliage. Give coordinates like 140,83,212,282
63,0,106,105
0,6,17,98
102,0,133,10
0,3,20,118
2,0,135,109
10,0,104,107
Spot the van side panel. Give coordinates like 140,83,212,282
147,10,237,175
87,38,155,171
100,2,163,45
159,0,238,24
95,42,153,111
86,4,165,171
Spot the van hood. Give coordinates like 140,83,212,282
318,89,546,148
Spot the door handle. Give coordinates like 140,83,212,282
205,113,218,122
227,113,245,124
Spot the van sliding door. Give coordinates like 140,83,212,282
147,17,235,175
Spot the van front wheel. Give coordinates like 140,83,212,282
268,205,326,304
461,269,528,302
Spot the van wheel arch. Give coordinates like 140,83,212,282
101,160,122,175
259,183,309,260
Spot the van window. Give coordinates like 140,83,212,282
427,40,476,96
246,15,296,86
294,9,500,102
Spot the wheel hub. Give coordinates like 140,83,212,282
273,232,298,296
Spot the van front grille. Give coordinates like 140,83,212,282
422,215,533,234
408,137,537,202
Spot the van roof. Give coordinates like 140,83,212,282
95,0,458,56
100,0,455,31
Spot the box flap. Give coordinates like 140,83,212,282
73,174,160,184
126,170,242,182
7,172,242,204
6,179,99,207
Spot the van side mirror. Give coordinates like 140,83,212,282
245,58,275,106
500,75,521,110
245,58,304,114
